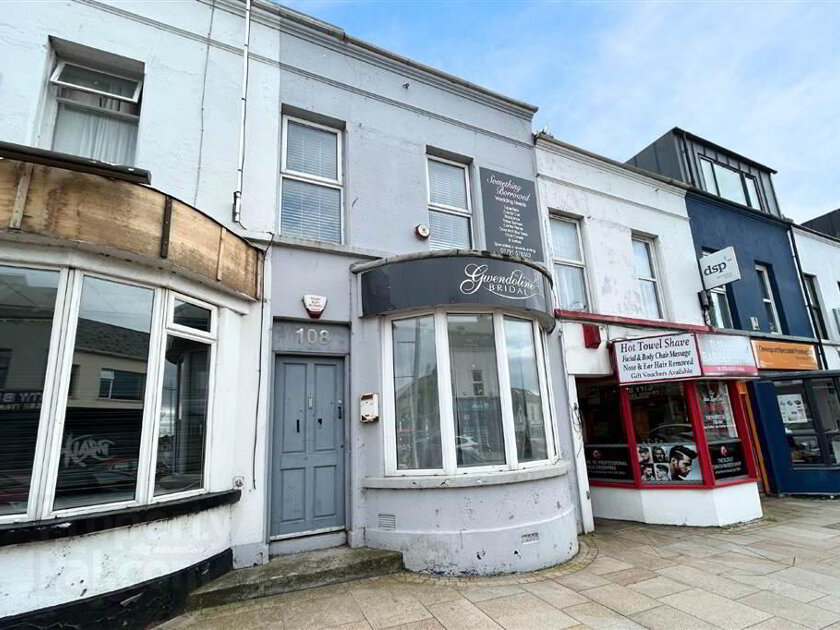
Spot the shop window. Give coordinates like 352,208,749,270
699,157,762,210
629,383,702,484
632,238,662,320
756,264,782,334
550,217,588,311
49,60,142,165
803,275,830,340
280,116,343,243
775,380,823,465
0,264,218,523
387,310,554,474
697,382,748,480
427,157,472,250
578,381,632,483
0,265,61,516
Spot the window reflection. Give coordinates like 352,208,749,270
447,314,505,467
504,318,547,463
155,336,210,495
0,266,60,515
173,299,211,332
54,277,153,510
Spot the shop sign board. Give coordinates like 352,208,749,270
584,445,633,482
360,254,554,329
479,168,544,262
696,334,758,377
614,333,702,384
752,339,819,371
699,247,740,290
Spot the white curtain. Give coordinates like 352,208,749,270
53,103,137,165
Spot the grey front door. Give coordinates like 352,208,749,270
270,356,345,537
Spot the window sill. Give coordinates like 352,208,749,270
0,489,240,548
363,459,571,489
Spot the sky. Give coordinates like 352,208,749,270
280,0,840,223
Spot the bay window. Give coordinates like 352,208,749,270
0,264,216,523
386,310,554,474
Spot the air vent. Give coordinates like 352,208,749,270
378,513,396,531
521,532,539,544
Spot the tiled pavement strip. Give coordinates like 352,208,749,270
159,497,840,630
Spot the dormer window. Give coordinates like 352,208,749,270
699,157,762,211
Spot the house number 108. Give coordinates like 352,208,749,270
296,327,329,345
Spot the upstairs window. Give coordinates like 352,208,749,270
49,61,142,165
427,157,472,250
699,157,762,210
632,238,662,319
280,116,343,244
550,217,588,311
756,264,782,334
804,275,830,340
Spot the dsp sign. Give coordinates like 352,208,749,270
700,247,741,290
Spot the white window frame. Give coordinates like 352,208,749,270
550,215,589,312
756,264,782,335
426,156,473,249
382,308,557,476
632,237,664,320
279,115,344,243
0,263,218,525
49,60,143,104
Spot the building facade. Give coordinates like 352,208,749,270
535,133,762,528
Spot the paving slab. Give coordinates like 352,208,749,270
659,587,772,629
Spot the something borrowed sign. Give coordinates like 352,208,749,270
480,168,544,262
615,333,702,384
360,254,554,328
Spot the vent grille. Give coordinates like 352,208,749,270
378,513,396,531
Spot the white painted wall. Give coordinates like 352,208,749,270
793,227,840,370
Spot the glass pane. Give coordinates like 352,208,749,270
756,268,771,300
53,103,138,165
173,299,212,332
812,379,840,432
447,314,505,467
710,290,733,328
428,159,467,209
775,380,816,430
744,176,762,210
285,121,338,180
281,178,341,243
789,434,824,466
54,277,153,510
578,382,633,483
827,434,840,465
0,266,60,515
504,318,547,463
99,369,144,400
58,64,138,99
639,280,661,319
698,382,738,441
630,383,702,484
429,210,471,250
554,264,587,311
632,240,654,278
764,302,779,333
550,219,581,261
713,163,748,205
392,316,441,470
700,159,717,194
155,336,210,495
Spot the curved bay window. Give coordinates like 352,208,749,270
0,263,217,523
386,310,555,475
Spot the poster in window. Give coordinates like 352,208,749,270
638,442,702,484
708,440,747,480
584,445,632,482
777,394,808,425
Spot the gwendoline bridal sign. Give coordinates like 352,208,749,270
459,263,540,300
615,334,702,384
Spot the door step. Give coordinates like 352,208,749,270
186,546,403,610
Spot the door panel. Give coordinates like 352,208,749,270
271,356,344,537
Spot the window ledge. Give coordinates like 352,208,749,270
0,489,240,548
362,459,571,489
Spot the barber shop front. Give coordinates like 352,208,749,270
581,332,763,526
350,251,579,575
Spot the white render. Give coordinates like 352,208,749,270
792,226,840,369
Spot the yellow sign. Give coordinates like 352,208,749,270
752,340,818,371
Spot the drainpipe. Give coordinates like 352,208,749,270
789,227,828,369
232,0,251,224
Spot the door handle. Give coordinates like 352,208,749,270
296,419,300,433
